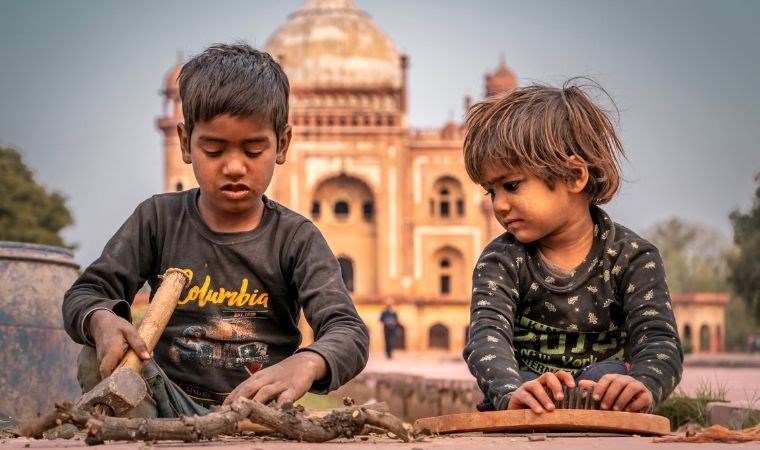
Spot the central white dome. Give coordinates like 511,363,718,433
265,0,403,89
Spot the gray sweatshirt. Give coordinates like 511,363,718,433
463,206,683,410
63,189,369,405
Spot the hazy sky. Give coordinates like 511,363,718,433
1,0,758,267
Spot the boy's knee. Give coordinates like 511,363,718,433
76,345,101,393
76,345,158,418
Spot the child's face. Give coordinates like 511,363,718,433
178,114,290,229
480,164,586,245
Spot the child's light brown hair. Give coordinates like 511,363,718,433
463,78,625,204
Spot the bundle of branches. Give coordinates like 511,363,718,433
20,398,416,445
655,424,760,443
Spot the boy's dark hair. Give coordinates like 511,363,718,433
463,78,625,204
178,42,289,140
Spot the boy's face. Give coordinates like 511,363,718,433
178,114,291,230
480,164,587,245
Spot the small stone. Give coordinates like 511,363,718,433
528,434,547,441
360,436,369,441
43,423,78,440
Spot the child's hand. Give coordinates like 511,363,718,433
87,309,150,379
507,370,576,414
223,351,328,408
578,374,653,412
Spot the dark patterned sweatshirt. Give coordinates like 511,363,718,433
463,206,683,410
63,189,369,406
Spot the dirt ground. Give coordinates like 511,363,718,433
3,432,760,449
3,352,760,449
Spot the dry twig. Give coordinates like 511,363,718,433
20,398,414,444
654,424,760,443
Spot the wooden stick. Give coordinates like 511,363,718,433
119,268,189,372
20,400,411,444
414,409,671,436
227,398,413,442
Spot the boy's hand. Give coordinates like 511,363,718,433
223,351,328,408
507,370,575,414
578,374,653,412
87,309,150,379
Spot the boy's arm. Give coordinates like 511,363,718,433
462,240,523,410
287,221,369,392
62,200,157,346
621,244,683,405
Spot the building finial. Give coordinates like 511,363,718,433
302,0,357,11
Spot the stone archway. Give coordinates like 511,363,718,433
312,174,377,294
671,293,730,355
429,323,450,350
700,324,711,353
683,324,693,354
430,176,465,219
393,324,406,350
432,246,466,298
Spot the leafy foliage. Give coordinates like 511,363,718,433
724,297,759,351
644,218,732,294
729,173,760,318
0,146,73,246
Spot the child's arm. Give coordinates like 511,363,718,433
463,239,526,410
225,221,369,406
62,199,158,376
618,242,683,408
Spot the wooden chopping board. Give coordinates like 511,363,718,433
414,409,671,436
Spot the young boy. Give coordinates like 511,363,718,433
462,81,682,414
62,43,369,418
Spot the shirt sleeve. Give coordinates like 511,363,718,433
620,243,683,405
462,238,523,410
62,199,158,345
284,221,369,393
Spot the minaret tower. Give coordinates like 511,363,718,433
156,60,196,193
484,54,517,97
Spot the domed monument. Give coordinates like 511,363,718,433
156,0,518,354
266,0,404,90
157,0,727,356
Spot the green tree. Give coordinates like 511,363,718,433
729,173,760,319
644,218,732,294
0,146,73,247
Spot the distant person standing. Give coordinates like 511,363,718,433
380,300,399,359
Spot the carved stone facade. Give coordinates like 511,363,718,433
157,0,726,356
672,293,729,354
156,0,514,354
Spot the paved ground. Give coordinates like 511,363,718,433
3,352,760,449
3,431,760,449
